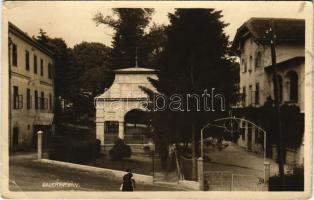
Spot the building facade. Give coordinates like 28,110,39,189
9,22,55,150
232,18,305,164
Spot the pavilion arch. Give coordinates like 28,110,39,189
124,109,150,142
95,66,157,145
285,70,299,102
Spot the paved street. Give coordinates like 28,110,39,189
9,153,182,191
205,143,279,177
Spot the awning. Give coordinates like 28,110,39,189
264,56,304,73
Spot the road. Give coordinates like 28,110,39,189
9,153,182,191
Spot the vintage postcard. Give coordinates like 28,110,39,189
1,1,313,199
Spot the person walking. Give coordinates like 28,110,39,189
121,168,136,191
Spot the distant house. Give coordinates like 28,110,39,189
9,22,55,150
232,18,305,165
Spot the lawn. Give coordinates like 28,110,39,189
87,153,154,176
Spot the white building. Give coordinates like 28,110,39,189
95,66,157,147
9,22,55,150
232,18,305,164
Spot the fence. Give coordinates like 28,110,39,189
178,156,198,181
204,171,265,191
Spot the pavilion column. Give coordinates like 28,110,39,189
118,121,125,139
96,121,105,145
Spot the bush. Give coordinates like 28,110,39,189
269,166,304,191
109,139,132,161
48,136,101,164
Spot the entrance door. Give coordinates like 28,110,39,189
12,127,19,147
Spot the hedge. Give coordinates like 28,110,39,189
269,166,304,191
48,135,101,164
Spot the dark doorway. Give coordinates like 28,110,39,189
12,127,19,147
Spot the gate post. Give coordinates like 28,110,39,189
37,130,43,160
264,162,270,185
197,157,204,191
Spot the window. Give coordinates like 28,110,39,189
34,55,37,74
40,59,43,76
242,59,247,73
49,94,52,110
286,71,298,102
242,86,246,106
12,43,17,66
27,88,31,109
255,52,262,68
25,50,30,71
249,85,252,105
40,92,44,110
13,86,23,109
255,83,260,105
48,63,52,79
249,56,253,72
34,90,38,110
277,75,283,103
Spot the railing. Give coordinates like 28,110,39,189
203,171,265,191
104,134,150,144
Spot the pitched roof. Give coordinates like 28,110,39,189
232,18,305,52
9,22,54,57
114,67,156,74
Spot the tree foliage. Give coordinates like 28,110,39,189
233,104,304,154
93,8,159,69
143,9,239,150
34,31,112,124
72,42,112,95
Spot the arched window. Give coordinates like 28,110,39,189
277,75,283,103
287,71,299,102
255,52,262,68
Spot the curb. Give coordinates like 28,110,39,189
36,159,153,185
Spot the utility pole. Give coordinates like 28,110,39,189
190,53,197,180
267,20,285,189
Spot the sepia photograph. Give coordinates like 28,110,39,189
1,1,313,199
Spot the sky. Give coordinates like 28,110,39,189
3,1,310,48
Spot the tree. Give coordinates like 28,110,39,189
143,9,238,178
35,32,80,101
72,42,112,95
34,31,112,124
139,24,167,68
93,8,154,69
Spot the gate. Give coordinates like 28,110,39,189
152,152,180,183
204,171,265,191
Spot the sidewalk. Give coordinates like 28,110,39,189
204,143,279,177
9,153,182,191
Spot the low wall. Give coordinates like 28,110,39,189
38,159,153,184
102,143,155,154
178,180,199,191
